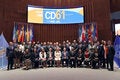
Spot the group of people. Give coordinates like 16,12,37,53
6,40,115,71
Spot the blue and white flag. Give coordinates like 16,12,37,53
114,35,120,69
0,33,9,69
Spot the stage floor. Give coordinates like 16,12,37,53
0,68,120,80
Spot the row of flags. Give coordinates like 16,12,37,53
13,23,34,42
0,33,9,69
78,23,98,42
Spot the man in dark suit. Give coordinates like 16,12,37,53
69,47,76,68
31,48,39,68
6,42,15,70
61,47,69,67
76,48,84,67
107,41,115,71
96,41,105,68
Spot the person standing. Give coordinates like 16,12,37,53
103,41,108,68
107,41,115,71
6,42,15,70
96,41,105,68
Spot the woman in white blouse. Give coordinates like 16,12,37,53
54,47,61,67
39,48,47,68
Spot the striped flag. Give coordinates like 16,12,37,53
20,25,24,42
82,25,86,41
17,25,21,42
30,25,33,41
26,25,30,42
92,23,98,41
12,24,17,41
78,25,82,42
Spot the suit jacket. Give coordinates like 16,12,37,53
69,51,76,59
24,52,31,60
6,46,14,58
61,51,69,59
107,45,115,59
97,45,104,60
76,52,84,61
31,52,39,62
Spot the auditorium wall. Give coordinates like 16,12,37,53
0,0,112,43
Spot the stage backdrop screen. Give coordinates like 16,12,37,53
28,5,84,24
115,23,120,35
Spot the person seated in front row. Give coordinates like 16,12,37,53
84,48,90,67
23,49,32,70
31,48,39,68
39,48,47,68
14,44,21,69
47,47,55,67
54,47,61,67
69,47,76,68
91,49,99,69
76,48,84,67
61,47,69,67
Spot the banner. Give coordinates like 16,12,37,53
114,35,120,69
28,5,84,24
78,23,98,42
13,23,34,42
0,33,9,69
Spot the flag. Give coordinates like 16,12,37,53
0,33,9,69
92,23,98,41
20,25,24,42
78,25,82,42
88,24,92,42
85,24,90,41
92,24,96,38
26,25,30,42
24,25,27,42
90,23,94,41
114,35,120,69
95,24,98,40
17,25,21,42
12,25,16,41
30,25,33,41
82,25,86,41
